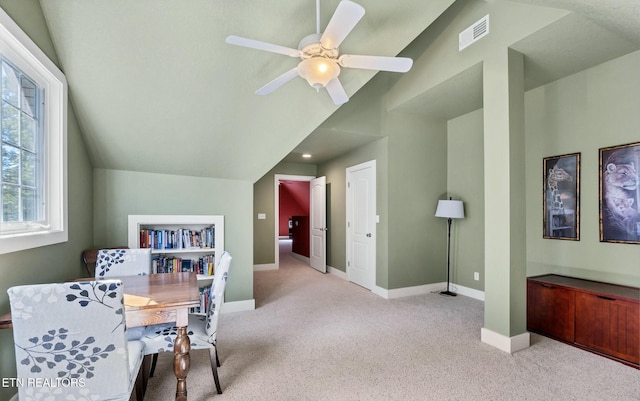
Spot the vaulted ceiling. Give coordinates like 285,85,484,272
36,0,639,181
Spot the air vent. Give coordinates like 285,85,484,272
459,15,489,51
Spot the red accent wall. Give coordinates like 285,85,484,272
292,216,310,257
278,181,310,237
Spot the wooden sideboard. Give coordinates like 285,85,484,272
527,274,639,368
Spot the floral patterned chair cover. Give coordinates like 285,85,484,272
95,248,152,278
7,280,145,401
95,248,152,342
142,251,232,395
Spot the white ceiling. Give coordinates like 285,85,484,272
35,0,639,175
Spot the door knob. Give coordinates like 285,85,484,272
366,233,372,237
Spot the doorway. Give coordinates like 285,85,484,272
274,174,314,269
346,160,376,290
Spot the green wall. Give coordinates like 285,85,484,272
448,109,485,291
93,169,254,302
0,2,94,399
386,114,448,289
524,50,640,287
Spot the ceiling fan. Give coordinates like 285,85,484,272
225,0,413,105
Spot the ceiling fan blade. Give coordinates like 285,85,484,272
339,54,413,72
255,67,300,95
226,35,300,57
325,78,349,105
320,0,365,50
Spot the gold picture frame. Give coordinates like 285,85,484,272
599,142,640,244
543,153,580,240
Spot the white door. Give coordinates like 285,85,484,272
346,161,376,290
310,176,327,273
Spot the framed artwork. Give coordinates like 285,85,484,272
543,153,580,240
599,142,640,244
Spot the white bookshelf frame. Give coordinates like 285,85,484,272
127,214,224,280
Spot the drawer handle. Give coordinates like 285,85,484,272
597,295,616,301
541,284,555,289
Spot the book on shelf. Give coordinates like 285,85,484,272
151,253,215,275
139,226,216,250
190,284,212,314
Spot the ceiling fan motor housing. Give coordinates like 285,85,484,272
298,33,339,60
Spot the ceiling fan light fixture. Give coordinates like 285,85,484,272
298,57,340,90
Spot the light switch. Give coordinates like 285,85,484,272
376,215,380,223
258,213,266,220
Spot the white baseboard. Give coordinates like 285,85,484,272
375,282,485,301
325,271,485,301
375,282,443,299
222,299,255,313
291,253,310,264
254,263,276,271
480,327,530,353
328,265,347,280
451,284,485,301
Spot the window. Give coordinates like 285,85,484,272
0,8,67,254
2,59,43,226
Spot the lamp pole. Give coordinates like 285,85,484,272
435,198,464,297
441,217,456,296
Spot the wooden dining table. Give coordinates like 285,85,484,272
119,272,200,401
1,272,200,401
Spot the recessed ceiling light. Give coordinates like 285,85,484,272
302,154,312,158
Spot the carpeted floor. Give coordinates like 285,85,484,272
143,240,640,401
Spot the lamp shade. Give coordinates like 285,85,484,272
435,200,465,219
298,57,340,90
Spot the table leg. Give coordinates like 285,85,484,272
174,326,191,401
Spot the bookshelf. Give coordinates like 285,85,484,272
128,215,224,315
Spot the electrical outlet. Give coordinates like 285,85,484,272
474,272,480,281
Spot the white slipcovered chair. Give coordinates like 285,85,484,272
7,280,145,401
142,251,232,395
95,248,153,344
95,248,152,278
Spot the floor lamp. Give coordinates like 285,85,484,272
435,198,465,296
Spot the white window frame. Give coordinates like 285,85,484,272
0,7,67,254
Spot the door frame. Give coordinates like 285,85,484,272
346,160,376,289
274,174,315,269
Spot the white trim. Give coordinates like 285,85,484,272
372,286,390,298
452,284,485,301
291,252,310,264
382,283,443,299
221,299,255,313
254,263,277,271
274,174,315,269
326,262,486,301
0,7,68,255
480,327,530,353
371,282,485,300
328,265,347,280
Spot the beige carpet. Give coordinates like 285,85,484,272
143,241,640,401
